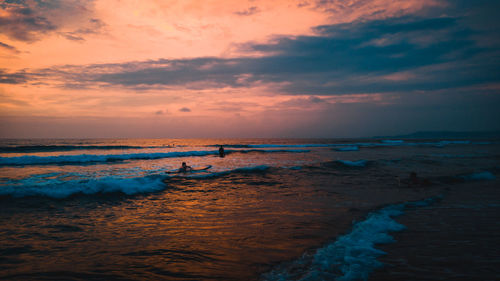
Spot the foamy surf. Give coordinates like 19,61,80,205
1,165,274,198
380,140,404,144
336,160,367,167
213,144,338,148
1,137,498,281
334,146,359,151
0,145,163,153
0,149,309,166
262,197,439,281
0,151,219,166
0,175,166,198
460,171,496,181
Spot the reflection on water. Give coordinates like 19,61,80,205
1,167,355,280
0,139,499,280
0,163,450,280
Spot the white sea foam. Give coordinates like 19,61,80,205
231,149,310,154
438,140,471,145
334,146,359,151
336,160,367,167
365,140,473,148
0,175,166,198
262,197,438,281
0,151,219,166
245,144,337,148
461,171,496,181
0,165,275,198
0,149,309,166
217,140,484,150
380,140,404,144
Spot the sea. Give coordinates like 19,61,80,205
0,138,499,281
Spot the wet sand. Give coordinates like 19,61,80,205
371,179,500,280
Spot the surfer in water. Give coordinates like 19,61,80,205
179,162,192,173
219,145,225,157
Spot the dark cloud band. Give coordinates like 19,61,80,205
2,3,499,98
0,0,101,42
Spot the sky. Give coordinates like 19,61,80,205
0,0,499,138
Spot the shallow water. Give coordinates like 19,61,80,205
0,138,498,280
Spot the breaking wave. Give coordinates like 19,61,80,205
334,146,359,151
1,165,273,198
0,149,309,166
0,145,156,153
211,140,483,150
262,197,440,281
336,160,368,167
460,171,496,181
0,175,166,199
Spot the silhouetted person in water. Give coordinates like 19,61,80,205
219,145,225,158
179,162,192,173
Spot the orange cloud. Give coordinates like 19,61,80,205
4,0,483,138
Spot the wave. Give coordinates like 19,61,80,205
0,145,168,153
438,140,470,145
354,140,471,148
214,144,338,148
212,140,484,150
460,171,496,181
0,175,166,199
336,160,367,167
262,197,440,281
380,140,404,144
0,149,309,166
321,160,371,169
230,149,309,154
334,146,359,151
0,165,274,198
0,151,217,166
2,140,486,154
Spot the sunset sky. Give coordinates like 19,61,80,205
1,0,499,138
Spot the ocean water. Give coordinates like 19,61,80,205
0,138,498,280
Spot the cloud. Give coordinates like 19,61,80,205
1,1,498,138
234,6,260,16
59,18,106,41
0,2,57,42
311,0,443,20
0,69,28,84
2,87,499,138
0,0,101,42
297,2,310,8
1,2,498,99
0,41,20,54
308,96,325,103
